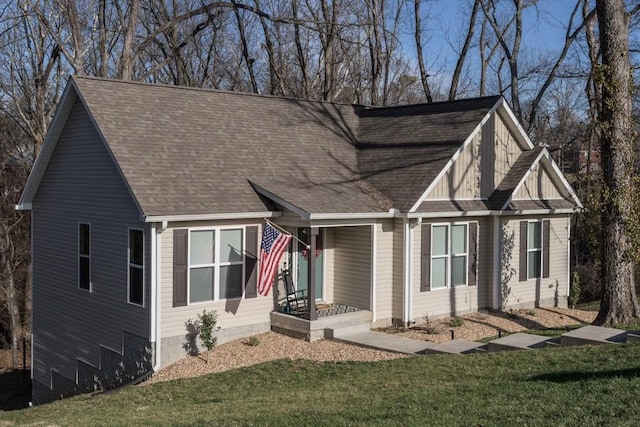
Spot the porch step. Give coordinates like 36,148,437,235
560,325,627,347
333,330,439,355
419,340,487,355
488,333,552,352
326,322,371,339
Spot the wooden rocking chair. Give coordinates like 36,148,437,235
281,269,308,317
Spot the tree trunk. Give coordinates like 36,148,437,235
594,0,640,326
0,222,20,368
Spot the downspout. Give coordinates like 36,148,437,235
151,221,166,372
403,218,422,325
566,215,571,302
492,215,500,309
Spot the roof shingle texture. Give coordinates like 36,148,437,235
71,77,502,216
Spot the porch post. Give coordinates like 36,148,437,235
308,227,318,320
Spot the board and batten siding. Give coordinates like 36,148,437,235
499,215,569,309
374,220,395,323
31,99,150,392
493,111,525,190
426,132,482,200
512,163,564,201
333,226,371,309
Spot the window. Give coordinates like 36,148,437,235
431,224,468,289
129,229,144,306
189,228,244,303
527,221,542,279
78,223,91,290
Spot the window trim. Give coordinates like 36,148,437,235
527,220,542,280
430,222,469,290
187,225,246,304
78,222,91,291
128,228,145,307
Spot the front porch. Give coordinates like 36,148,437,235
270,305,372,341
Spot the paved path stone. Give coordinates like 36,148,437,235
488,333,551,352
420,339,487,355
560,325,627,347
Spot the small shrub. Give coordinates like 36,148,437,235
526,310,536,317
419,313,440,334
246,336,260,347
197,310,221,364
449,317,464,328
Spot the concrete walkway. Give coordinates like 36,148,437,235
332,324,637,356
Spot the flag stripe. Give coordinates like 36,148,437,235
258,223,292,296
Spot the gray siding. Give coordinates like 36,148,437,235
31,99,150,402
333,226,371,309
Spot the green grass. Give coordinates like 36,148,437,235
3,345,640,426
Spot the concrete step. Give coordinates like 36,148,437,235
560,325,627,347
326,322,371,339
333,330,439,355
626,332,640,344
488,333,552,352
419,339,487,355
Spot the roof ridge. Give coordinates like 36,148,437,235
71,75,361,108
360,95,501,112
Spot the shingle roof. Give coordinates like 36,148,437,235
358,97,500,212
68,77,503,217
488,147,544,210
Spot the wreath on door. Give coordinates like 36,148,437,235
302,235,323,260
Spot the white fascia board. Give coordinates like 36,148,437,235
542,150,584,209
407,210,492,219
500,149,547,210
308,212,395,220
497,208,578,216
144,211,281,223
497,100,535,149
249,182,309,219
18,80,78,209
409,98,501,213
15,203,32,211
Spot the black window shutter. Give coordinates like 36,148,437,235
421,224,431,292
173,229,188,307
519,221,527,282
244,226,259,298
542,219,550,278
468,222,478,286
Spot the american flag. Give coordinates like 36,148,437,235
258,222,292,296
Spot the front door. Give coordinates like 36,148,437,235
294,228,323,300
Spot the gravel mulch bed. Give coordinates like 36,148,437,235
146,307,596,385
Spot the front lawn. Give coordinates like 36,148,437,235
2,344,640,426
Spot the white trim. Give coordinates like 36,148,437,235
144,211,281,223
370,224,377,322
501,208,578,216
152,224,162,371
249,183,309,218
492,216,500,309
545,152,583,208
496,101,535,149
127,227,145,307
428,222,470,290
187,226,247,304
402,220,411,324
150,224,157,342
308,212,395,220
409,98,501,213
420,197,489,202
408,210,492,219
525,220,543,280
15,203,31,211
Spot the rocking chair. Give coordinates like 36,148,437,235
281,269,308,317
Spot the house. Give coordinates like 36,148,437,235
17,76,581,404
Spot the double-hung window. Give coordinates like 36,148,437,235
431,224,468,289
129,229,144,306
527,221,542,279
78,223,91,291
189,228,244,303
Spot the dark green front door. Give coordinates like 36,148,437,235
295,228,323,300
